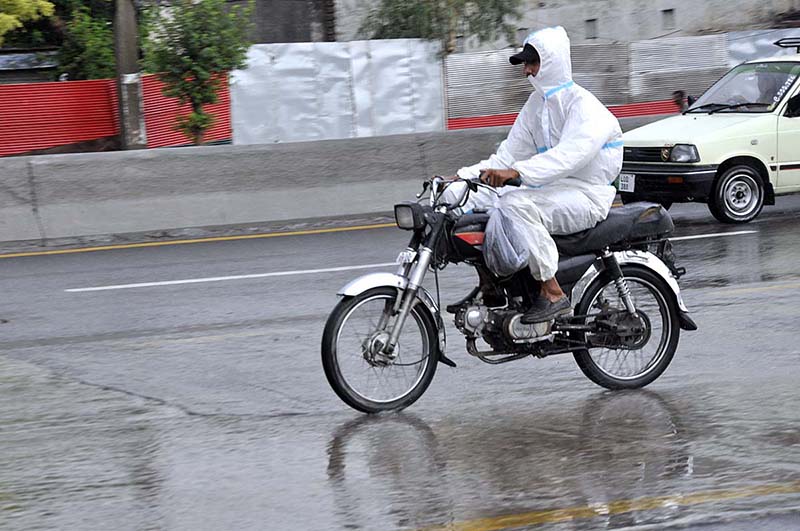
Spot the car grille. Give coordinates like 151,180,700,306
623,147,666,163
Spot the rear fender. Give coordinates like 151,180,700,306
570,250,695,330
339,273,453,364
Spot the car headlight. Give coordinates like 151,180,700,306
669,144,700,163
394,202,425,230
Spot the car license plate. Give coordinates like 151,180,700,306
618,173,635,193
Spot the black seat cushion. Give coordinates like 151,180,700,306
554,202,674,257
453,202,673,257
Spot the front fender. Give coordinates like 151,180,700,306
570,250,693,327
338,272,449,360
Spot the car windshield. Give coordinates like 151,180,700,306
688,61,800,113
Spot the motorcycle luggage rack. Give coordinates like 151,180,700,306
775,38,800,53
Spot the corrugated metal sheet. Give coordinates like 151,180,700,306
445,34,732,126
445,50,531,119
0,79,118,156
629,34,729,102
630,68,729,102
142,74,231,148
630,34,728,73
445,44,632,118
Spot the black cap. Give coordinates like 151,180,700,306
509,43,540,65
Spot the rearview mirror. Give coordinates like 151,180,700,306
687,95,697,106
786,94,800,118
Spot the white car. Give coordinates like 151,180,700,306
620,38,800,223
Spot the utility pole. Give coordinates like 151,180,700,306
114,0,147,149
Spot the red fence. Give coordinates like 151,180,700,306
0,75,232,156
446,100,680,130
142,75,231,148
0,79,118,156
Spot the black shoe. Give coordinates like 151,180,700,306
520,296,571,324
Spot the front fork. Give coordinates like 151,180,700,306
383,213,445,356
601,249,638,316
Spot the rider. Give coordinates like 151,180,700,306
444,26,623,324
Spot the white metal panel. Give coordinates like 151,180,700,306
231,40,444,144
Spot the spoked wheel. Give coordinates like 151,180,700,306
573,267,680,389
321,287,438,413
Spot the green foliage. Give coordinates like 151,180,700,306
55,5,114,79
360,0,522,54
0,0,55,46
142,0,253,144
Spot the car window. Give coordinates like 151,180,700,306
689,62,800,113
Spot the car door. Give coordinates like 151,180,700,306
776,87,800,189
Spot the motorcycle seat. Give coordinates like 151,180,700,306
454,202,674,256
554,202,673,256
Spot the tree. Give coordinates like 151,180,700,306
0,0,55,46
360,0,522,54
141,0,253,145
56,5,114,79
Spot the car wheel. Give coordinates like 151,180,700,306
708,165,765,224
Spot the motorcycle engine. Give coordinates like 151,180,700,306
454,305,490,337
502,312,552,342
456,306,551,342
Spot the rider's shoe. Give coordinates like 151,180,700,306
520,296,571,324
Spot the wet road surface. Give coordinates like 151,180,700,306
1,198,799,530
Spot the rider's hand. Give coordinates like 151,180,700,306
480,169,520,187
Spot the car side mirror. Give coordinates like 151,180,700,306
687,95,697,106
786,94,800,118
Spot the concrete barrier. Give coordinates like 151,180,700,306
0,158,43,242
0,115,666,243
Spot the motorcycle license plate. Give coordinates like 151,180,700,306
396,250,416,264
618,173,635,193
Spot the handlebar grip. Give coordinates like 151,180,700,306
505,177,522,187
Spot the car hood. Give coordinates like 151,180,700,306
623,113,763,146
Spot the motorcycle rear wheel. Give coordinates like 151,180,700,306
321,287,439,413
573,267,680,390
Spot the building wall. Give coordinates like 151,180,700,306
241,0,336,43
335,0,800,50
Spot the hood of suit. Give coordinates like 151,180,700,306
524,26,573,96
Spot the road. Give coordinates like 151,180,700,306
1,197,799,530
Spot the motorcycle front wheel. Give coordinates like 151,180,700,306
572,267,680,390
321,287,439,413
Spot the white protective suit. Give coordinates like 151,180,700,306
444,26,623,281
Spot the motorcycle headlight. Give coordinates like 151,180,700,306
669,144,700,163
394,202,425,230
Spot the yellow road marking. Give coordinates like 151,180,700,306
0,223,397,259
720,282,800,296
417,481,800,531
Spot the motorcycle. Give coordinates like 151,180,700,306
321,176,697,413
